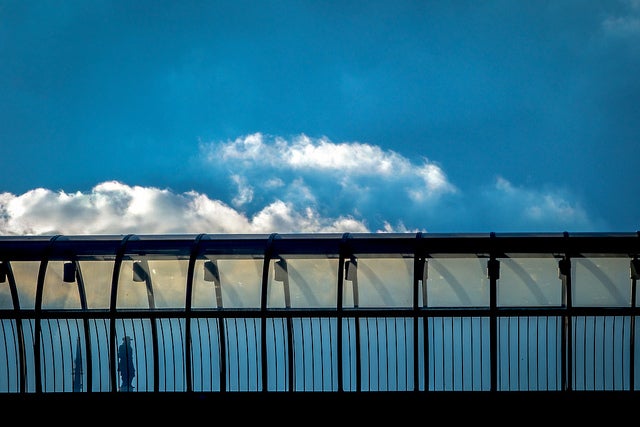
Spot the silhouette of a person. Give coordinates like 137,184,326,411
117,336,135,391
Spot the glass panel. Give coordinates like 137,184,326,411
426,256,489,307
192,258,263,309
42,261,82,309
343,256,413,308
0,262,13,309
117,256,189,309
117,259,154,309
498,255,562,307
146,259,189,309
8,261,40,309
80,259,114,309
266,256,338,309
573,256,631,307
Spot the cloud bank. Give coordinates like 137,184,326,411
0,134,598,235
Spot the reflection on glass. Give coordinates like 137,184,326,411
267,257,338,309
115,256,190,309
80,260,114,309
42,261,82,309
117,260,153,308
573,256,631,307
192,258,263,309
342,256,412,308
0,262,13,309
426,256,489,307
498,255,562,307
9,261,40,309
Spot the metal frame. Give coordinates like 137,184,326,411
0,232,638,394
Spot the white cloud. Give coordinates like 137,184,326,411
202,133,457,211
602,16,640,37
230,174,254,208
0,181,369,235
484,176,593,230
602,1,640,37
0,138,600,236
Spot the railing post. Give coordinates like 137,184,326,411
488,232,499,392
630,256,639,391
559,231,572,391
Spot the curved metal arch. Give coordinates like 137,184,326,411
70,257,94,393
108,234,137,393
1,261,27,393
185,233,207,393
260,233,278,391
33,234,63,393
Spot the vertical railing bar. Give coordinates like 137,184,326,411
193,319,202,391
54,318,63,391
1,320,10,391
248,317,255,391
311,317,316,391
286,315,293,392
459,317,464,390
517,316,521,391
176,319,184,391
295,318,301,391
602,317,606,390
413,236,422,392
631,255,638,390
528,316,533,391
232,318,239,391
219,316,226,392
612,316,617,390
157,319,166,391
535,317,539,391
507,317,511,391
482,316,486,391
440,318,445,390
470,317,474,391
367,317,372,391
62,317,71,392
319,318,325,391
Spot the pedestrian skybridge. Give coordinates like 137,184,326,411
1,232,639,395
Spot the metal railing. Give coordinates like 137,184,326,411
0,232,638,393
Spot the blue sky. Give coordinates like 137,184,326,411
1,0,639,235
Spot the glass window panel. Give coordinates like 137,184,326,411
8,261,40,309
342,256,413,308
498,255,562,307
146,259,188,309
117,260,153,309
426,256,489,307
42,261,82,309
79,259,114,309
573,256,630,307
192,258,263,309
116,257,189,309
0,263,14,309
266,257,338,309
